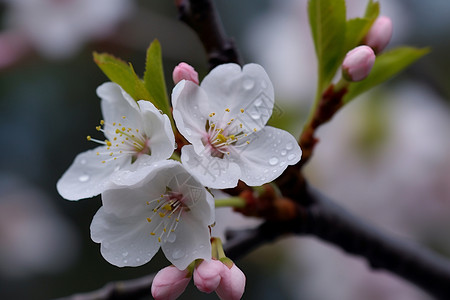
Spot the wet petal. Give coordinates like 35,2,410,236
236,126,301,186
181,145,241,189
161,213,211,270
57,146,129,200
90,207,160,267
201,63,274,132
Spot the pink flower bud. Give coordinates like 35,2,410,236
364,16,393,54
193,259,225,293
151,265,191,300
172,62,199,85
342,45,375,82
216,263,246,300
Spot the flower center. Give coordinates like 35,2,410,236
202,108,253,158
145,190,188,243
86,116,151,164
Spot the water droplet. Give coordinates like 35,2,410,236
78,174,90,182
269,157,279,165
80,159,87,165
174,142,178,149
167,233,176,243
281,150,287,156
123,259,128,264
254,98,263,106
243,79,254,90
158,109,164,115
136,258,141,263
250,112,260,120
286,143,293,150
172,249,185,260
122,251,129,257
185,128,192,136
288,154,296,161
279,161,286,167
193,105,198,110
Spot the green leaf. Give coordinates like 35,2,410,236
308,0,347,92
143,40,171,117
344,1,379,56
343,47,430,103
344,18,371,52
364,0,380,20
93,52,151,102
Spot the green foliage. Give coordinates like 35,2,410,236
308,0,381,94
308,0,347,93
144,40,171,117
343,47,430,103
93,40,173,121
93,52,151,102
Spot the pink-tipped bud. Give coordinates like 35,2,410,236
342,45,375,82
364,16,393,54
194,259,225,293
172,62,199,85
215,262,246,300
151,266,191,300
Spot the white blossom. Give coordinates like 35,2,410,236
172,63,302,189
57,82,175,200
90,160,215,270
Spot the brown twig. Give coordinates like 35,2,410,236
175,0,242,70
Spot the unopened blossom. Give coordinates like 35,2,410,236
342,46,376,82
151,265,191,300
194,259,226,293
216,262,246,300
172,63,302,189
173,62,199,85
364,16,393,54
57,82,175,200
1,0,133,59
90,160,215,270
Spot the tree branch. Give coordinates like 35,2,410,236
55,273,155,300
175,0,242,70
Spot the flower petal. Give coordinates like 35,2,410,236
137,100,175,162
90,207,160,267
166,170,215,226
97,82,142,137
181,145,241,189
201,63,274,132
161,213,212,270
172,80,210,153
57,146,129,200
236,126,302,186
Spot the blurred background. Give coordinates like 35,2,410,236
0,0,449,299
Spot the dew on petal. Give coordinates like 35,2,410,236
288,154,296,161
167,233,176,243
286,143,293,150
123,259,128,264
269,157,279,166
281,150,287,156
185,128,192,136
254,98,263,107
172,249,185,260
122,251,129,257
279,161,286,167
136,258,141,263
251,112,261,120
78,174,90,182
243,79,254,90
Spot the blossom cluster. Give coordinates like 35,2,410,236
57,62,302,299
